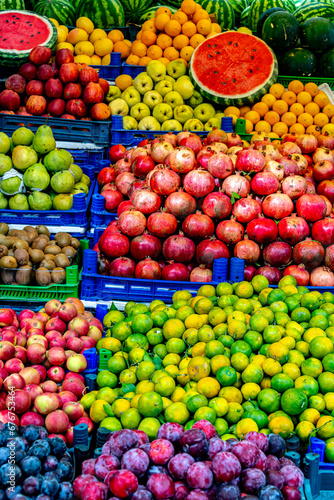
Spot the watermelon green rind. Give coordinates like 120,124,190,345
262,11,299,53
120,0,155,23
279,47,317,76
257,7,286,37
0,10,57,66
300,17,334,54
0,0,25,8
162,0,182,7
319,48,334,78
240,5,250,26
197,0,236,29
294,2,334,23
228,0,249,19
34,0,76,26
248,0,294,33
189,32,278,106
138,5,177,22
76,0,125,29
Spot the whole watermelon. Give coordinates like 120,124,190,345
34,0,76,26
76,0,125,28
121,0,155,23
197,0,235,29
0,0,25,7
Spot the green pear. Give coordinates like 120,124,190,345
33,125,56,155
12,127,34,147
147,60,167,83
0,154,12,176
23,163,50,191
69,164,83,183
204,117,222,130
43,149,73,173
51,171,75,193
28,192,53,210
53,194,73,210
0,193,8,209
0,132,11,154
80,174,91,186
74,182,89,195
0,174,22,195
9,194,29,210
12,146,38,171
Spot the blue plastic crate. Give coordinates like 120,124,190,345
0,114,110,146
87,227,106,248
308,438,334,471
121,63,144,79
67,149,105,167
91,53,122,82
83,348,98,375
91,180,118,228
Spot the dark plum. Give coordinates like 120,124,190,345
266,470,284,490
49,438,66,458
268,434,286,459
208,438,231,459
21,456,42,477
245,432,269,453
121,448,149,477
279,458,295,468
168,453,195,480
0,490,5,500
43,456,58,472
57,482,73,500
279,466,304,488
192,420,216,439
107,430,138,458
281,486,302,500
232,441,260,468
146,465,168,478
216,483,241,500
40,476,59,497
133,430,150,447
186,491,210,500
255,450,268,471
227,438,239,447
259,485,283,500
131,485,153,500
149,440,174,465
266,455,281,471
37,428,48,440
179,429,208,458
240,469,266,494
0,432,12,447
55,461,73,481
187,462,213,490
139,443,151,455
11,495,28,500
206,485,218,500
36,495,52,500
243,497,259,500
0,464,22,486
21,426,40,443
28,445,49,461
0,448,10,466
22,476,41,495
7,438,27,452
94,454,120,480
147,473,175,499
157,423,184,444
6,485,22,499
212,452,242,482
174,482,190,500
82,459,96,475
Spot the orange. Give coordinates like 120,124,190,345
324,123,334,134
261,94,276,108
74,54,91,64
182,21,197,37
173,34,189,49
272,122,288,137
305,82,319,97
305,102,320,116
165,20,182,37
212,23,222,32
57,27,67,43
298,112,313,127
126,54,140,65
108,29,124,43
282,91,297,105
290,123,305,135
172,11,188,24
164,46,179,61
181,0,197,15
136,30,142,40
297,91,312,105
272,99,288,115
225,106,240,117
306,125,321,137
255,121,271,133
131,41,147,57
281,112,297,127
157,34,173,49
314,113,329,127
89,28,107,43
323,103,334,118
288,80,304,94
90,54,102,64
76,17,94,34
264,110,280,126
290,103,304,116
244,119,254,133
190,33,205,47
240,106,251,116
147,45,163,59
101,54,110,64
156,6,172,16
142,20,157,33
180,45,194,61
155,13,170,31
197,19,212,35
141,30,157,46
113,41,131,59
68,28,89,44
115,74,133,91
94,38,113,57
157,57,169,66
74,40,94,56
193,8,210,23
244,110,260,124
123,39,132,48
252,102,269,118
270,83,285,99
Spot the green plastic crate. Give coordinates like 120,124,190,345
278,75,334,90
99,348,112,372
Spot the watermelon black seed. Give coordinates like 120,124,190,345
250,56,254,60
213,44,217,47
222,82,227,85
234,43,238,47
213,71,218,74
249,69,253,73
215,51,220,54
207,44,211,48
252,48,257,51
232,79,236,83
228,41,232,45
208,54,213,58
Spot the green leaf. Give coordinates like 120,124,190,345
122,383,136,395
109,302,118,311
157,414,166,424
143,353,153,362
231,191,241,205
103,404,114,417
153,356,163,369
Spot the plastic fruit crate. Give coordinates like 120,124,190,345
67,149,105,168
91,178,118,228
235,118,283,141
278,75,334,90
303,452,334,499
83,348,98,375
307,437,334,471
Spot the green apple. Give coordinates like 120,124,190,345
167,60,187,79
133,72,154,95
138,116,161,131
130,102,151,121
177,75,191,83
155,80,173,97
161,120,183,131
215,112,225,120
174,104,193,124
143,90,163,109
187,90,204,107
204,117,222,130
193,103,216,123
184,119,204,131
147,60,167,83
174,79,194,100
123,116,138,130
108,98,129,116
152,103,173,123
165,76,176,85
121,86,141,108
105,86,121,103
164,91,183,109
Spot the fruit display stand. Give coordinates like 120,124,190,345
277,76,334,91
308,438,334,472
303,453,334,499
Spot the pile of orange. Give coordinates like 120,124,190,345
125,0,222,67
224,80,334,138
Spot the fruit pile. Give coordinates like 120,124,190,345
0,225,80,287
95,129,334,286
74,425,304,500
0,124,91,212
109,60,224,132
0,298,99,444
0,46,110,121
82,277,334,463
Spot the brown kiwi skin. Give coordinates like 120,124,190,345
44,254,56,261
32,236,49,251
14,249,29,266
16,266,34,285
23,226,36,233
44,245,62,256
71,238,80,250
62,246,76,259
0,246,8,259
28,249,45,264
54,253,71,268
37,225,51,238
0,223,9,235
0,256,17,268
36,268,51,286
40,259,56,271
55,232,72,248
13,239,30,252
8,230,30,243
51,267,66,284
1,269,16,284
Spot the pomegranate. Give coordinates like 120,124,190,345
196,237,229,268
115,172,136,195
104,220,120,234
109,257,135,277
151,140,174,162
313,148,334,164
250,131,271,144
131,188,161,215
254,140,273,151
162,133,177,147
304,153,314,166
263,160,284,180
183,168,215,198
99,232,130,259
210,143,228,154
317,132,334,149
325,245,334,270
296,194,327,222
313,160,334,182
97,167,115,187
130,233,161,261
279,157,299,177
186,262,197,274
311,218,334,247
114,159,131,176
176,131,192,144
234,237,261,264
310,266,334,286
258,144,281,162
97,254,109,275
281,175,308,200
278,216,310,245
246,217,278,245
207,153,234,179
190,265,213,282
123,148,134,163
131,147,149,162
283,264,309,286
262,193,294,220
250,172,279,196
197,147,216,169
232,197,262,224
165,189,196,219
321,195,333,216
244,265,256,281
149,167,181,195
135,257,161,280
169,147,195,174
289,154,308,175
222,173,250,198
147,211,178,238
235,149,265,173
202,192,232,219
207,127,227,144
182,212,215,238
162,262,189,281
317,180,334,204
117,200,134,217
163,232,195,263
307,181,316,194
132,155,155,177
117,209,147,237
180,135,202,155
255,266,282,284
293,239,325,269
295,134,318,154
263,242,292,267
280,142,301,156
216,219,244,245
127,179,147,199
100,185,123,211
109,144,126,162
225,133,242,148
282,133,297,143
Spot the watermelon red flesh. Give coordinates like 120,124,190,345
190,32,278,106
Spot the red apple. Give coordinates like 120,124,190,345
49,433,67,444
65,350,76,360
0,368,9,380
26,80,44,96
62,377,86,399
98,78,109,94
63,82,82,100
18,309,35,322
15,332,26,347
26,319,44,332
83,82,104,104
91,103,111,121
4,358,24,374
6,389,31,414
20,367,41,385
76,416,94,433
5,74,26,94
58,390,77,405
29,45,52,65
14,346,27,363
59,63,79,83
65,298,85,314
40,380,58,393
59,303,78,323
24,384,43,401
43,358,52,370
65,372,85,383
48,366,65,383
27,343,46,364
26,328,44,338
0,309,14,327
34,392,59,415
66,426,74,447
66,99,87,118
56,48,74,66
45,409,69,433
19,63,37,81
45,299,62,316
48,98,66,117
4,373,26,391
27,335,48,349
2,331,16,344
63,401,84,421
20,411,44,426
45,330,62,341
36,63,54,80
66,353,87,373
26,95,47,115
79,67,99,85
46,317,66,334
0,341,15,361
68,317,89,336
48,347,66,366
0,90,20,111
60,113,76,119
49,336,66,349
87,325,102,342
81,337,96,349
32,364,47,382
66,337,83,353
0,409,19,426
45,78,63,98
34,312,49,324
64,330,79,340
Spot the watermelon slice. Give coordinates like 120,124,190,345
0,10,57,66
189,32,278,107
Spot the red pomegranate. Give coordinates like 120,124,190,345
131,147,150,162
207,153,234,179
117,201,134,217
163,232,195,263
235,149,265,173
225,133,242,148
202,192,232,219
246,217,278,245
207,127,227,145
210,143,228,154
296,194,327,222
222,173,250,198
197,147,216,169
135,258,161,280
320,195,333,216
313,148,334,164
130,233,161,261
283,264,309,285
263,160,284,180
109,257,135,278
307,181,316,194
295,134,318,154
317,180,334,204
279,157,299,177
258,144,281,162
182,212,215,238
278,216,310,245
147,211,178,238
311,218,334,247
114,159,131,176
190,265,213,282
99,232,130,259
293,239,325,269
100,185,123,211
169,147,195,174
149,167,181,196
289,154,308,175
104,220,120,234
232,197,262,224
250,172,280,196
162,262,189,281
132,155,155,178
317,132,334,149
97,167,115,187
131,188,161,215
179,135,202,155
234,237,261,264
162,133,177,147
183,168,215,198
281,175,308,200
279,142,301,156
216,219,244,245
282,133,297,143
325,245,334,271
109,144,126,162
196,237,229,268
262,193,294,220
117,209,147,237
313,160,334,182
310,266,334,287
151,140,174,163
244,265,256,281
263,241,292,267
165,189,197,219
127,179,147,199
255,266,282,284
115,172,136,195
176,131,192,144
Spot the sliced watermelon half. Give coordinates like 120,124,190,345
0,10,57,66
189,31,278,107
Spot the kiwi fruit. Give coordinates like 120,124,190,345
14,249,29,266
62,246,76,259
1,269,16,284
44,254,56,261
16,266,33,285
0,256,17,268
44,244,62,255
23,226,36,233
54,253,71,268
0,246,8,259
40,259,56,271
25,230,38,245
36,268,51,286
8,229,30,242
71,238,80,250
7,249,14,257
13,239,29,252
51,267,66,284
28,248,45,264
0,223,9,235
32,236,49,251
37,225,51,238
55,232,72,248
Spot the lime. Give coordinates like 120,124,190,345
164,402,190,425
208,307,227,326
267,289,286,305
120,408,141,429
146,328,164,346
205,340,225,358
187,394,208,412
163,318,185,340
166,338,186,354
218,335,234,348
323,353,334,373
216,366,237,386
96,387,118,404
176,306,194,322
252,275,269,293
197,376,220,398
267,342,289,364
244,331,263,352
96,371,117,389
231,353,249,372
271,373,294,393
263,325,282,344
119,368,137,385
235,281,253,298
138,417,160,441
301,358,323,378
198,326,215,343
243,408,268,429
137,361,156,381
215,418,229,436
187,356,211,381
241,363,264,384
164,307,177,319
309,395,326,412
131,314,153,334
194,406,216,424
268,416,294,438
112,321,132,341
279,275,297,288
291,307,311,323
310,336,334,359
107,355,127,374
99,417,122,431
124,333,149,352
231,340,252,357
90,399,112,423
257,388,280,414
153,344,168,359
281,388,308,415
173,290,192,302
319,372,334,394
194,298,214,315
138,391,163,417
295,375,319,397
216,282,234,296
131,304,149,315
249,314,269,333
225,402,244,423
317,416,334,440
209,397,228,417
